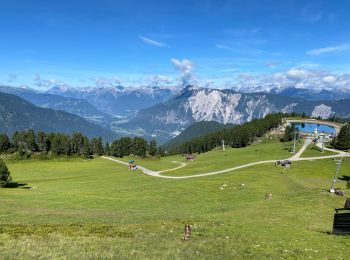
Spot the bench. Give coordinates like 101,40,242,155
333,198,350,235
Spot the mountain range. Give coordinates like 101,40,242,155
119,85,350,143
0,92,117,141
1,84,350,144
47,85,175,116
270,87,350,101
0,85,111,128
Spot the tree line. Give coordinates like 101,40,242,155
0,129,162,159
110,137,162,158
332,124,350,150
0,130,104,158
167,113,286,154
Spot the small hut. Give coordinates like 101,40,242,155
185,154,196,161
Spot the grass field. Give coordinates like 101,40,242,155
301,143,337,158
1,139,350,259
119,138,302,177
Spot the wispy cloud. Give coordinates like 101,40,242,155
171,58,197,86
232,68,350,92
7,74,17,83
139,35,167,47
306,44,350,55
265,61,282,68
300,6,323,23
219,68,240,73
216,44,234,51
33,74,61,88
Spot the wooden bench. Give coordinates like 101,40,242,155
333,198,350,235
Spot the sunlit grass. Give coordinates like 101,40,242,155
1,139,349,259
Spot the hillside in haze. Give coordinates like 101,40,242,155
0,92,118,141
162,121,234,150
0,85,112,128
47,85,175,116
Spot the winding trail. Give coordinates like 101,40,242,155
101,156,186,177
101,140,349,179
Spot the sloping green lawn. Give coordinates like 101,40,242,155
301,144,337,158
1,151,349,259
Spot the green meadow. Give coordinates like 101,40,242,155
1,139,350,259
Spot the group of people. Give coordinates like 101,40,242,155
128,160,138,171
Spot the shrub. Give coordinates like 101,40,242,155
0,159,12,187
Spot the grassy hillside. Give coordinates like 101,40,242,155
0,92,117,141
120,137,302,176
163,121,234,150
1,138,349,258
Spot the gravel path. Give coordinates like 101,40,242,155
101,143,350,179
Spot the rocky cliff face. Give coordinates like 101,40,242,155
120,85,350,143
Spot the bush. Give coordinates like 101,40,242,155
0,159,12,187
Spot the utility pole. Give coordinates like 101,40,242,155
321,134,325,153
329,159,343,193
292,130,296,154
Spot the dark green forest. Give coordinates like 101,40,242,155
167,113,287,154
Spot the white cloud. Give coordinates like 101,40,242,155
286,68,311,79
171,58,198,86
33,74,61,88
265,61,282,68
306,44,350,55
91,77,122,88
149,75,172,87
233,68,350,92
216,44,234,51
139,35,167,47
323,75,336,84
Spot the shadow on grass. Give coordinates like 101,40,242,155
4,182,30,189
338,175,350,181
337,175,350,189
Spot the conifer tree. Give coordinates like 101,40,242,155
104,142,110,156
0,159,12,187
0,133,11,153
148,140,157,156
332,124,350,150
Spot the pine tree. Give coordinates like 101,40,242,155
23,129,37,152
148,140,157,156
37,131,48,152
104,142,110,156
91,137,104,156
11,131,20,150
332,124,350,150
158,146,165,157
0,159,12,187
0,133,11,153
132,137,147,157
81,137,93,158
71,132,85,155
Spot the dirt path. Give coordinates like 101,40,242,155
315,142,348,155
101,143,350,179
101,156,186,177
289,137,312,160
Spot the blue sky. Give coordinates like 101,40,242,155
0,0,350,90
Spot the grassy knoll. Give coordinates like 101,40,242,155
1,148,350,259
161,138,302,176
301,144,337,158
